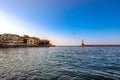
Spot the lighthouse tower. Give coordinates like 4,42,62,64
81,40,85,46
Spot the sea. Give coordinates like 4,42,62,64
0,46,120,80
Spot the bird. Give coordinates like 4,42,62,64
73,32,75,35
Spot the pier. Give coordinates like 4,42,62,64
80,40,120,47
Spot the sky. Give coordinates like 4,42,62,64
0,0,120,45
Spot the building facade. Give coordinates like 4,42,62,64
0,33,51,46
0,34,20,45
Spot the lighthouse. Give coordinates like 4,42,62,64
81,40,85,46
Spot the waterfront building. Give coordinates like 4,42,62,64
22,35,29,44
32,37,40,45
0,34,20,45
0,33,52,47
39,39,50,45
27,37,35,45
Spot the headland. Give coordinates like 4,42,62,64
0,33,55,48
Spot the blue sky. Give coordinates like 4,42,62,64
0,0,120,45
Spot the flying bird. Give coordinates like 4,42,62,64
73,32,75,35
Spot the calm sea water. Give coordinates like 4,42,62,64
0,46,120,80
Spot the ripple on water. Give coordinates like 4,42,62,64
1,74,117,80
0,47,120,80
